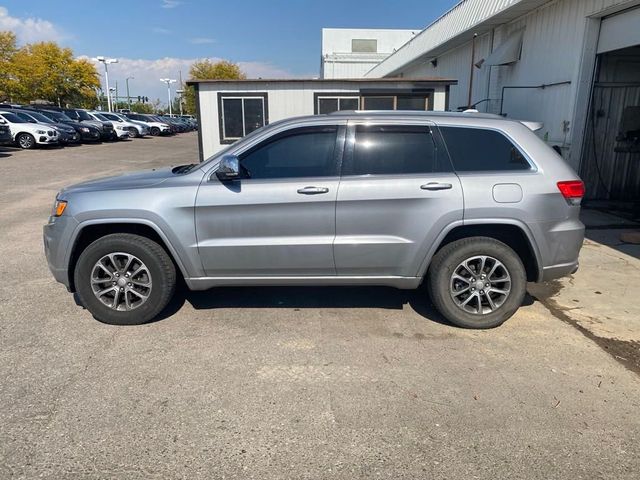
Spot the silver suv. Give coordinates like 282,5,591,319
44,111,585,328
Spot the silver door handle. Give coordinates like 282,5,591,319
421,182,452,191
297,186,329,195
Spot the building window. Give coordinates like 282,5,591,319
218,93,268,144
314,93,360,114
361,94,431,111
352,39,377,53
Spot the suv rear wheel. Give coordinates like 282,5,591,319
74,233,176,325
427,237,527,329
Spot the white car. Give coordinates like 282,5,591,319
126,113,171,136
0,110,59,149
86,112,130,140
98,112,149,138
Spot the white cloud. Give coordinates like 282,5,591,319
0,6,66,44
161,0,182,8
84,56,297,106
189,37,216,45
151,27,172,35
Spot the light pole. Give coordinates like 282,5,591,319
126,76,134,109
109,87,116,111
160,78,176,115
176,89,184,116
94,56,118,112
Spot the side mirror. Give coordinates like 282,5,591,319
215,155,240,181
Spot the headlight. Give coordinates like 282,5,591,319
36,129,46,134
52,199,67,217
80,127,89,132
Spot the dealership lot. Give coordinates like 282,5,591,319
1,134,639,479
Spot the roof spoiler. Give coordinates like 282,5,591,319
521,121,543,132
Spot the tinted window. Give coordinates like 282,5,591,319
240,126,337,179
0,112,25,123
439,127,531,172
346,125,446,176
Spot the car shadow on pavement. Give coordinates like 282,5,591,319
156,283,534,327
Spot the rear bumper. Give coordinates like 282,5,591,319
533,217,585,282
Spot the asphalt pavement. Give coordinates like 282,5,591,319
1,133,638,479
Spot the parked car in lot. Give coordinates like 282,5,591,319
97,112,149,138
62,108,116,141
36,109,102,143
86,111,130,140
0,110,59,148
43,111,585,328
11,110,80,145
125,113,171,136
0,120,13,145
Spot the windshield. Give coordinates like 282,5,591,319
24,111,53,123
75,110,92,121
93,113,109,121
49,111,72,122
0,112,26,123
15,112,37,123
102,113,120,121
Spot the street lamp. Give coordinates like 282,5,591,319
126,76,134,109
160,78,177,115
94,56,118,112
176,89,184,116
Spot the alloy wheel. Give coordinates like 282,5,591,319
90,252,152,311
449,255,511,315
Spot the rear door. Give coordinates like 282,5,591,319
334,121,464,277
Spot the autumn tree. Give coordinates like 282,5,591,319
184,59,246,114
0,31,17,101
0,31,100,107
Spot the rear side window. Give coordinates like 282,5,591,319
345,125,447,175
439,126,531,172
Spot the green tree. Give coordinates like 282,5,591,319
129,102,155,114
184,59,246,114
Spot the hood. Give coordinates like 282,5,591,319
60,167,176,195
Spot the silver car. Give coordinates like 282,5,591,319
44,111,585,328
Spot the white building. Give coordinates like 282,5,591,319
321,28,418,79
363,0,640,202
189,78,455,160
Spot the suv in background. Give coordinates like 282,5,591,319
35,109,101,143
44,112,585,328
62,108,115,141
0,110,59,148
125,113,171,136
98,112,149,138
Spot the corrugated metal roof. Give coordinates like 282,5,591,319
186,78,457,85
365,0,552,78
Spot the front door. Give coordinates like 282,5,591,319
334,122,464,277
195,125,343,277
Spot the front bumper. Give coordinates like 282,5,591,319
35,133,59,144
115,129,130,139
43,214,79,291
80,130,101,142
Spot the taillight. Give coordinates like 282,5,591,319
557,180,585,205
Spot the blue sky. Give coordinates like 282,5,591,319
0,0,459,102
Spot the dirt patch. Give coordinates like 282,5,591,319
529,281,640,376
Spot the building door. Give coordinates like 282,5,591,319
581,8,640,202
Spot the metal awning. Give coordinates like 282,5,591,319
484,30,524,66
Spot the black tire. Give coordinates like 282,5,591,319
17,132,36,149
128,127,138,138
150,127,160,136
74,233,176,325
427,237,527,329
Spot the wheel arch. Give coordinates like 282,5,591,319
417,220,543,282
66,219,189,292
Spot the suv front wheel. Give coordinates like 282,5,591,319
427,237,527,329
74,233,176,325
